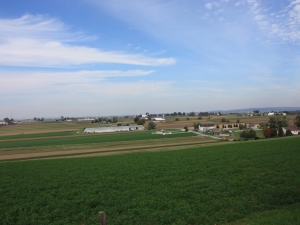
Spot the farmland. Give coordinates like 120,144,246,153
0,137,299,224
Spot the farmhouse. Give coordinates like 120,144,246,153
84,125,145,133
282,127,300,135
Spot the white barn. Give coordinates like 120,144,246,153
152,118,165,123
198,124,215,132
84,125,144,133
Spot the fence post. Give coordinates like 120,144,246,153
99,211,107,225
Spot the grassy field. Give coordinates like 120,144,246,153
0,137,299,224
0,130,197,149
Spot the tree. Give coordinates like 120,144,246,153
4,117,14,125
175,118,179,121
268,116,288,129
112,117,118,123
186,117,189,120
184,126,188,132
270,128,277,137
193,122,197,130
189,112,195,116
198,116,202,120
240,129,256,140
278,126,284,137
236,119,240,123
239,124,246,130
137,119,145,125
263,128,271,138
216,125,219,128
295,115,300,127
148,121,156,130
249,129,256,139
133,116,139,123
221,118,226,122
178,112,182,116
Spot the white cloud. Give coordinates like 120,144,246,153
0,15,176,67
0,70,156,94
205,3,213,10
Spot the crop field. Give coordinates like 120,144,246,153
1,137,299,224
0,130,197,149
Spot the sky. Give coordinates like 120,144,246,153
1,0,300,119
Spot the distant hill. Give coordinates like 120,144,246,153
217,107,300,114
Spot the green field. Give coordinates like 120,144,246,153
0,130,197,149
1,137,299,224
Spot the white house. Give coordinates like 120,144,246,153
282,127,300,135
268,112,275,116
84,125,144,133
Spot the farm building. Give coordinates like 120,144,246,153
152,118,165,122
249,123,260,129
84,125,144,133
198,124,215,132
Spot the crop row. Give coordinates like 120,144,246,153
0,137,299,224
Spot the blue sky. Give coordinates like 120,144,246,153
1,0,300,119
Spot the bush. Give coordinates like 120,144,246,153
175,118,179,121
147,121,156,130
263,128,271,138
286,130,293,136
240,129,256,140
186,118,189,120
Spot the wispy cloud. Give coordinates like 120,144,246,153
0,70,155,94
0,14,176,67
244,0,300,43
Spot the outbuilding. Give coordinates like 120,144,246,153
84,125,144,133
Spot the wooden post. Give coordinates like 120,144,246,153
99,211,107,225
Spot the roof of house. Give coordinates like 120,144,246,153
283,126,300,131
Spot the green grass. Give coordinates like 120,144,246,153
225,203,300,225
0,137,299,224
0,131,77,140
0,130,197,149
